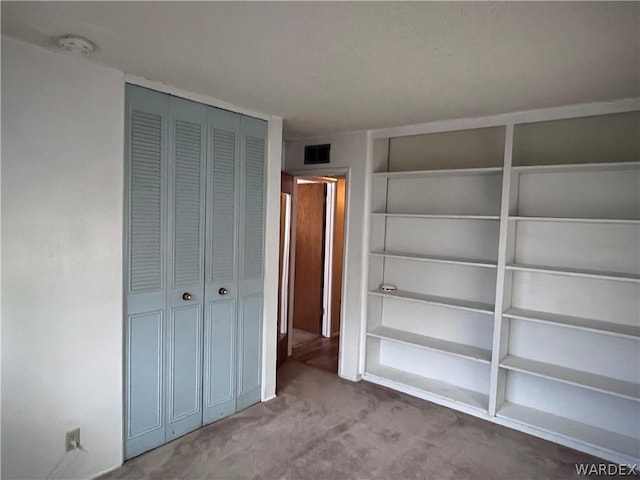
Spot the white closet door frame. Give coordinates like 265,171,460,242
322,181,337,338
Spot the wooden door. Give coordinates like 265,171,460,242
293,183,326,335
277,173,294,368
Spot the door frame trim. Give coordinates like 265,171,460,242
322,181,336,338
283,167,350,373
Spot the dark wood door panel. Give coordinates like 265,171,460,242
293,182,325,335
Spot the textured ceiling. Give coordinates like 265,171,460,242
2,2,639,138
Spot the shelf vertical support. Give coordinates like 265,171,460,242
363,137,391,372
489,123,515,416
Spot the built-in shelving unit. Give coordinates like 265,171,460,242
364,106,640,464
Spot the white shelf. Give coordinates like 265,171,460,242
370,250,497,269
368,326,491,364
503,307,640,340
509,216,640,225
369,289,494,315
500,355,640,402
506,263,640,283
497,402,640,460
372,213,500,220
512,161,640,174
373,166,503,178
364,363,489,412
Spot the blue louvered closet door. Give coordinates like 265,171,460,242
125,85,267,459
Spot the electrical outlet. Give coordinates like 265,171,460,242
65,428,80,452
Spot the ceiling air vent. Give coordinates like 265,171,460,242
304,144,331,165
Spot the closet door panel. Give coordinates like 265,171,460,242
124,85,169,459
125,311,164,457
203,300,236,423
165,97,207,441
166,305,202,441
203,108,241,424
237,116,267,409
237,294,263,410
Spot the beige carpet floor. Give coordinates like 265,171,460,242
100,361,602,479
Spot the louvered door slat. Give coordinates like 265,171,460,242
130,111,163,292
242,135,265,279
210,129,237,282
173,120,203,287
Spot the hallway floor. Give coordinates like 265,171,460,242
290,332,339,374
100,361,602,480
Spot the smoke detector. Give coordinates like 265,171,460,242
58,35,95,56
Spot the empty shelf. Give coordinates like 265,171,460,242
369,289,494,315
372,213,500,220
364,363,489,412
497,402,640,459
509,216,640,225
512,161,640,174
368,326,491,363
370,250,497,268
373,166,503,178
503,307,640,339
500,355,640,402
506,263,640,283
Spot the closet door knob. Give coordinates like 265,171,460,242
182,292,192,301
218,288,228,296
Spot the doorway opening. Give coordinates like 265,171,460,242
277,173,347,375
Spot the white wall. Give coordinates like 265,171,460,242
285,132,368,381
1,37,125,479
1,36,283,479
262,118,283,401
